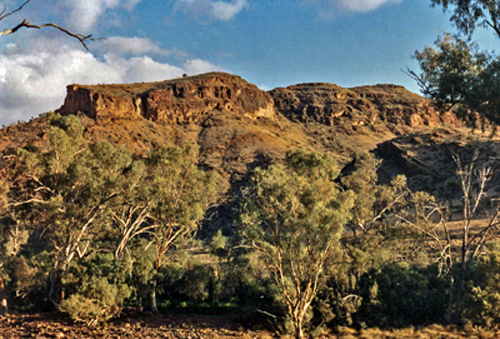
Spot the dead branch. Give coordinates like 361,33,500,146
0,19,94,50
0,0,31,21
0,0,95,50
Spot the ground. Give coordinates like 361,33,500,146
0,312,267,339
1,313,500,339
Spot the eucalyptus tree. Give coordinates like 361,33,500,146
237,149,354,339
410,1,500,126
431,0,500,39
342,152,407,237
8,114,133,306
145,143,218,313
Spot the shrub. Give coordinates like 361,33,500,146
357,261,448,328
60,276,132,325
464,245,500,327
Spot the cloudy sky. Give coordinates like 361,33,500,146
0,0,497,125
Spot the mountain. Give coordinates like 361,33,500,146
2,72,498,232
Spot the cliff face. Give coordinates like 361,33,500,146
58,72,276,124
270,83,458,128
59,72,456,130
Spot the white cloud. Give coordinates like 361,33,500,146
336,0,402,13
94,36,173,56
174,0,247,21
64,0,143,32
301,0,402,17
0,36,224,125
183,59,224,75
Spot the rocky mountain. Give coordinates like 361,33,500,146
271,82,457,128
58,73,275,124
2,71,498,231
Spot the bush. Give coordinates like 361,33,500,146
60,253,133,324
357,261,448,328
60,276,131,325
464,246,500,327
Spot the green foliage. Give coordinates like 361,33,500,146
430,0,500,39
357,262,448,328
238,149,354,338
60,276,131,325
310,153,411,330
342,152,407,235
209,230,228,258
411,33,495,125
5,112,500,332
146,143,218,269
0,115,219,317
59,253,132,324
413,0,500,126
465,245,500,327
144,143,218,312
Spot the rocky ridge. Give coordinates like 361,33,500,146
58,73,276,124
270,82,457,128
4,71,496,233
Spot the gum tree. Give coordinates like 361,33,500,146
7,114,133,306
238,150,353,339
145,143,218,313
430,0,500,39
410,1,500,126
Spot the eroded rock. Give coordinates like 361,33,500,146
270,83,458,128
58,72,276,124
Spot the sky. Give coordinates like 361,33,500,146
0,0,498,125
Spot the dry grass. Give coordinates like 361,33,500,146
328,324,500,339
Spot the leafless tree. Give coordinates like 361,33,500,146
396,151,500,324
0,0,94,49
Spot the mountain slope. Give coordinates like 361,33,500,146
3,72,496,232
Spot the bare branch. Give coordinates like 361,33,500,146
0,0,31,22
0,19,95,50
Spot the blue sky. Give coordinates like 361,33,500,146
0,0,497,124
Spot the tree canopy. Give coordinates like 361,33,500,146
411,1,500,126
431,0,500,39
238,150,354,339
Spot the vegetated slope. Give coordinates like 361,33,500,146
2,72,496,232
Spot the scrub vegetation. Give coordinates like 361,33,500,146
1,114,500,339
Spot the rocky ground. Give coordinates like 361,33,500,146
0,312,270,339
1,313,499,339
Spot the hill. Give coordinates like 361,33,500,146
2,71,498,231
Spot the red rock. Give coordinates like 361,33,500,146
58,73,276,124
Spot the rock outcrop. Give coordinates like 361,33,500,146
270,83,458,128
58,72,276,124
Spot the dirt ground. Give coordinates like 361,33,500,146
1,313,500,339
0,312,270,339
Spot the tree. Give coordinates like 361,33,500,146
341,152,407,237
8,115,133,306
395,151,500,324
237,149,354,339
0,0,94,49
410,1,500,126
145,143,218,313
430,0,500,39
313,153,409,328
408,33,500,126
